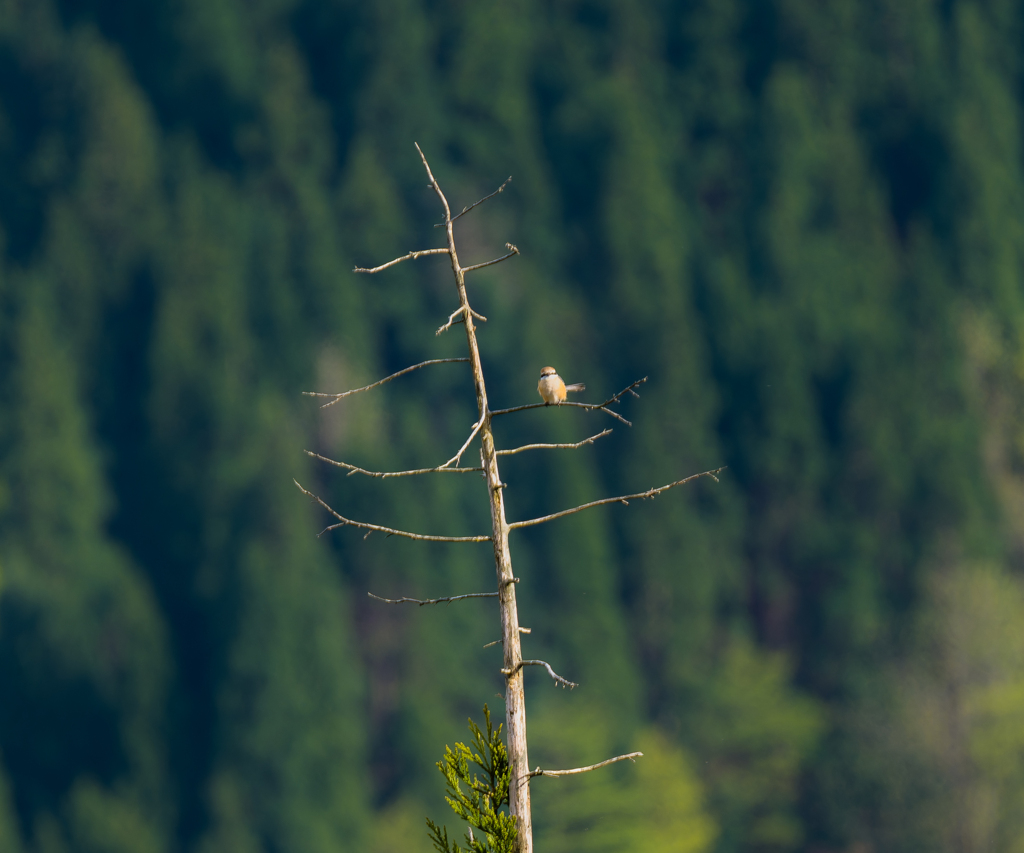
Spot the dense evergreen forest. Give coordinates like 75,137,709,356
2,0,1024,851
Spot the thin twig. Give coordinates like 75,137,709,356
502,660,578,689
353,247,450,274
369,591,497,606
526,753,643,780
307,417,487,476
294,480,490,543
495,401,630,423
441,419,485,469
555,401,632,426
603,376,648,405
416,143,452,221
436,305,467,335
462,244,520,274
490,377,648,427
306,450,483,478
496,429,612,457
508,467,726,530
491,401,631,427
449,176,512,224
304,358,469,408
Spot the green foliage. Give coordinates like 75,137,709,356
687,641,823,852
0,766,25,853
427,707,517,853
915,563,1024,852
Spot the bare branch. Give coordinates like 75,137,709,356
441,419,485,469
449,176,512,224
508,467,726,530
557,401,633,426
491,400,631,426
369,591,497,606
294,479,490,543
306,450,483,479
315,419,482,483
307,416,486,476
415,142,453,222
502,660,578,689
497,429,612,457
490,377,648,426
462,243,520,274
489,399,630,425
434,302,487,341
526,752,643,780
353,247,450,274
590,375,645,405
437,306,467,336
548,376,648,422
305,358,469,408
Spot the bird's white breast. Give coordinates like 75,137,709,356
538,373,564,403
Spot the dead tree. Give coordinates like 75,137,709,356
296,144,722,853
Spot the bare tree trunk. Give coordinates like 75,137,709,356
430,151,533,852
484,427,532,850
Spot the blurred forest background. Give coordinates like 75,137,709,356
2,1,1024,852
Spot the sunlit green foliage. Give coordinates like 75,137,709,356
913,563,1024,853
426,706,516,853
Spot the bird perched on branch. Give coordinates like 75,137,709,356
537,366,585,405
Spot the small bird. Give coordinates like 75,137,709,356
537,366,585,405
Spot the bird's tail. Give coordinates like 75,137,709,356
564,383,585,393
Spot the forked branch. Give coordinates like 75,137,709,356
525,752,643,780
416,143,452,220
463,243,520,274
353,247,450,274
436,305,488,336
368,591,498,606
294,480,490,543
508,466,726,530
436,306,467,336
502,659,578,689
496,429,612,457
305,410,487,478
304,357,469,408
307,450,483,479
449,176,512,224
441,419,486,469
